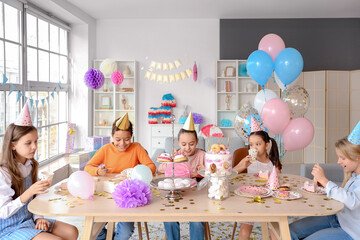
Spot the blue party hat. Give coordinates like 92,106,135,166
348,121,360,145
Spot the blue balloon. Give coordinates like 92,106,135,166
131,165,153,184
274,48,303,87
246,50,274,87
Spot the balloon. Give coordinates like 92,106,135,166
283,85,310,118
258,34,285,62
234,105,259,144
274,72,300,90
261,98,290,135
274,48,303,86
246,50,274,87
131,165,153,184
253,89,279,114
283,118,314,152
67,171,95,200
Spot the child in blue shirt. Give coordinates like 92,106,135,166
290,121,360,240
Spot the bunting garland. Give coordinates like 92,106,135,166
0,73,62,108
145,59,193,83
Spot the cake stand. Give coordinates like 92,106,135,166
150,177,197,199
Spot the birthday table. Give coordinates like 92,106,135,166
28,173,343,240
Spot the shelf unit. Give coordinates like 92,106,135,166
93,60,137,140
216,60,259,137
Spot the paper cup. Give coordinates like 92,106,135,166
40,171,54,185
248,149,258,163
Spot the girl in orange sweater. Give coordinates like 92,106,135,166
85,113,156,240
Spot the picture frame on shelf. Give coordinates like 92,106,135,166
225,66,235,77
100,96,112,109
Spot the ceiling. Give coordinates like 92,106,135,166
29,0,360,24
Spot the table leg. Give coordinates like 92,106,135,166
81,216,94,240
106,222,114,240
261,222,269,240
278,217,291,240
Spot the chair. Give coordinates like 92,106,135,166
300,163,343,186
232,147,249,173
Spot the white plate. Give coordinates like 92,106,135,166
197,169,238,178
273,191,302,200
299,186,326,195
234,186,273,198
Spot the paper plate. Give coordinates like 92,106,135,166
299,186,326,195
234,185,272,198
273,191,302,200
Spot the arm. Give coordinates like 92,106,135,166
0,170,24,219
84,147,106,176
233,155,251,173
137,144,156,174
326,180,360,210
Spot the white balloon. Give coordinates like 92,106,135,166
253,89,279,113
274,72,300,90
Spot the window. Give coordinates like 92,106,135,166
0,0,70,164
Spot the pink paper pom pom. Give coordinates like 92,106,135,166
84,68,105,90
113,179,152,208
111,71,124,85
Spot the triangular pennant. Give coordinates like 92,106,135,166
8,84,16,95
41,99,45,107
348,121,360,145
35,100,39,107
24,96,28,103
54,86,59,94
116,113,130,130
58,81,62,89
14,102,32,126
183,112,195,131
51,92,54,99
16,91,22,103
2,74,8,86
29,99,34,111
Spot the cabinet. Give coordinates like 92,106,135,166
216,60,259,137
93,60,137,140
150,124,200,156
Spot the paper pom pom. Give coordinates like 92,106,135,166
179,116,187,124
111,71,124,85
113,179,152,208
84,69,105,90
193,113,203,124
99,59,117,76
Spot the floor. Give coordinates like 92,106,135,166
50,163,303,240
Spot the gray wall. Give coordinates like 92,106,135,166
220,19,360,71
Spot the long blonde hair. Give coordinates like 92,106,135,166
335,137,360,188
0,123,38,199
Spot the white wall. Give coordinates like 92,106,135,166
96,19,219,152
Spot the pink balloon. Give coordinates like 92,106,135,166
261,98,290,135
283,118,314,152
67,171,95,199
258,34,285,62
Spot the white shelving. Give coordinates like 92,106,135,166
216,60,259,136
93,60,137,140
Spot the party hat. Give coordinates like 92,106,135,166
116,113,130,130
265,166,280,190
348,121,360,145
14,102,32,126
183,112,195,131
251,116,261,132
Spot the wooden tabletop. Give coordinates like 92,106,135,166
29,173,344,240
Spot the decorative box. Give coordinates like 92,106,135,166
65,123,76,153
69,150,96,171
85,136,102,151
98,135,111,146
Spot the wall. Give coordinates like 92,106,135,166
220,19,360,71
96,19,219,152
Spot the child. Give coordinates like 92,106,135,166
289,121,360,240
85,113,156,240
0,102,78,240
157,113,205,240
233,118,281,240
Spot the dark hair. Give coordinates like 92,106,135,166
0,124,38,199
249,130,282,170
178,128,198,140
111,118,133,136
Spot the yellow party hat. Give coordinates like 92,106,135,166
116,113,130,130
183,112,195,131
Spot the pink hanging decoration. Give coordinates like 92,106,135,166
111,71,124,85
193,62,198,82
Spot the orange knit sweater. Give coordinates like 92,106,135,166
84,142,156,176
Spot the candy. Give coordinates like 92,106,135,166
210,163,217,173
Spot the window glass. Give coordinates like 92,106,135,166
37,126,48,161
27,14,37,47
49,24,59,53
59,92,67,122
49,125,58,156
27,47,37,81
5,91,20,127
37,92,48,127
49,92,58,124
58,123,66,154
38,19,49,50
4,4,19,43
59,56,67,84
59,28,67,55
38,50,49,82
0,41,4,76
5,42,20,84
0,4,3,38
0,92,4,134
50,53,59,83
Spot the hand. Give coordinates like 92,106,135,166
35,218,50,231
97,165,108,176
21,181,50,204
311,164,329,187
234,155,251,173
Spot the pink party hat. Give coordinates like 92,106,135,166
266,166,280,190
14,102,32,126
251,116,261,132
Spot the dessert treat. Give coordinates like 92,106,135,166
219,144,227,151
158,178,194,190
60,182,68,191
248,149,258,163
39,171,54,184
278,191,290,198
173,154,188,162
103,178,123,193
208,175,229,200
304,181,317,193
279,185,291,191
157,153,173,162
205,144,232,176
258,170,269,179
